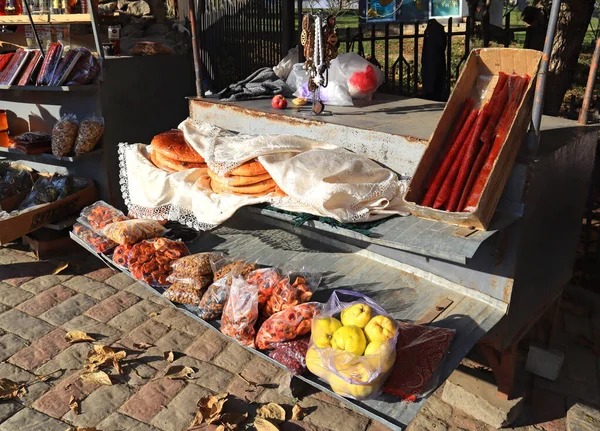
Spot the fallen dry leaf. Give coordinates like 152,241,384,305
133,342,153,349
80,371,112,386
191,393,229,426
256,403,286,423
254,417,279,431
148,312,160,318
0,378,21,400
291,404,306,421
69,395,80,415
65,330,95,343
164,351,175,362
87,345,126,374
165,365,194,380
52,262,69,275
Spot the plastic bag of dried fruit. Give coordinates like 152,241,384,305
256,302,320,350
262,269,321,318
74,116,104,156
164,281,205,305
268,337,310,375
102,219,166,245
112,243,135,268
128,238,190,287
167,252,226,286
196,258,258,320
220,275,259,347
80,201,126,232
246,267,282,309
51,114,79,157
72,222,116,253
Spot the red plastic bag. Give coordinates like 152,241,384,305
256,302,320,350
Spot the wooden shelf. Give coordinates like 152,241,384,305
0,13,118,25
0,83,98,92
0,147,103,164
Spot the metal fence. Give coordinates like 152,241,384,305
337,18,471,100
195,0,282,92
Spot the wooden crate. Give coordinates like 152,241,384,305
403,48,542,230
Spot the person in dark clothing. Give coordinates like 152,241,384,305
522,6,547,51
421,19,447,101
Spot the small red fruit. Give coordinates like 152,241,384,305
271,95,288,109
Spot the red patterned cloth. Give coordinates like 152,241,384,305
382,322,455,402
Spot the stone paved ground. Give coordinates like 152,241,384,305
1,243,600,431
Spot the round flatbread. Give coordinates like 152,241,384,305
210,177,277,195
150,150,177,173
154,150,207,171
227,160,268,177
151,129,205,163
207,168,271,186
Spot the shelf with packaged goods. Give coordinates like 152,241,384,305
0,83,99,92
0,146,103,165
0,13,118,25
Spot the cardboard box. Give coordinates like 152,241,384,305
403,48,542,230
0,178,97,245
23,228,79,260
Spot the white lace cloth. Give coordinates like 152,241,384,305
119,118,410,231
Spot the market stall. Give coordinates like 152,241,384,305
66,41,599,430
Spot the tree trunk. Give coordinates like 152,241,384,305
536,0,595,116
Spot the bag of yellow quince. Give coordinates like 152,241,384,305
306,290,398,400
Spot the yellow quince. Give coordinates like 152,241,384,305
364,315,397,343
312,317,343,348
331,325,367,356
340,304,372,328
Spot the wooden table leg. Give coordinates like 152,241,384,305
478,343,518,400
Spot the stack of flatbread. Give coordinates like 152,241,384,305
150,130,207,172
208,159,284,197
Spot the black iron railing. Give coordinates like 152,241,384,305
198,0,282,92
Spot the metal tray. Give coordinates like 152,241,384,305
70,214,505,430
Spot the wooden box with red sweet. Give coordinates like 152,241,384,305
404,48,542,230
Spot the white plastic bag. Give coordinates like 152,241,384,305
286,63,308,92
293,81,353,107
273,46,299,80
330,53,385,100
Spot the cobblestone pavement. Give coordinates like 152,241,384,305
1,244,599,431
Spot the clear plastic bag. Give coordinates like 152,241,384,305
102,219,166,245
285,63,307,92
256,302,320,350
293,81,353,107
220,276,259,348
80,201,126,232
268,337,310,375
196,259,258,320
168,252,225,284
273,46,298,80
128,238,190,287
246,268,282,309
306,290,398,400
51,114,79,157
263,270,321,318
74,116,104,156
329,53,384,100
73,222,116,253
164,281,205,305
